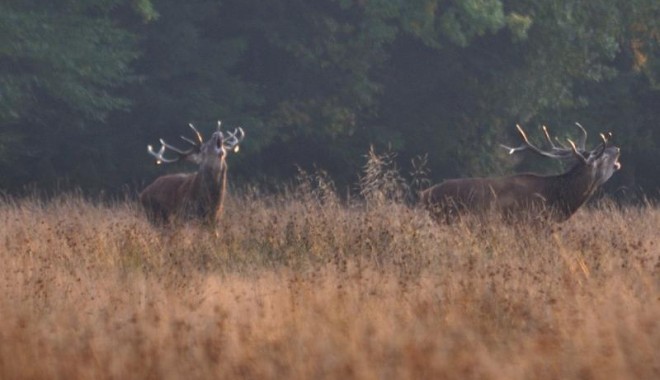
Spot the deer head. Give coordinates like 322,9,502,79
140,121,245,224
501,123,621,188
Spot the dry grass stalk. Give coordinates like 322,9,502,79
0,185,658,379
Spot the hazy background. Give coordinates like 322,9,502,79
1,0,658,198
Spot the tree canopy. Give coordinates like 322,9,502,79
0,0,658,198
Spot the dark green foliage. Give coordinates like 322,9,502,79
0,0,155,190
0,0,154,122
0,0,658,198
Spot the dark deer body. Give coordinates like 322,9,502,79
140,122,244,224
421,124,621,222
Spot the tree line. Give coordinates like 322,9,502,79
1,0,658,199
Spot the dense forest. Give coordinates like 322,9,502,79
1,0,659,199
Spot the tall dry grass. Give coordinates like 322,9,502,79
0,168,658,379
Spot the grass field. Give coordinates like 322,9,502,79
0,177,658,379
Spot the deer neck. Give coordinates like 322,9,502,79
545,164,597,219
192,158,228,219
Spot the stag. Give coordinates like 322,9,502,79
140,121,245,224
420,123,621,223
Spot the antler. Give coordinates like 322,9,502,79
221,126,245,153
565,139,588,165
502,123,614,165
573,122,588,151
567,129,612,164
178,123,204,147
147,123,204,165
501,124,577,160
568,131,612,164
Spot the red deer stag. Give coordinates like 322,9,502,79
420,123,621,223
140,121,245,224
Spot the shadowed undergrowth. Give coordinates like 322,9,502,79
0,179,658,379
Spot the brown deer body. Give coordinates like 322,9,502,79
140,122,244,224
420,124,621,222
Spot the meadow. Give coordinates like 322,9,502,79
0,168,658,379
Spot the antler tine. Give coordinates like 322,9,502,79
554,137,571,149
542,125,559,149
574,122,588,151
544,125,580,154
160,138,196,155
147,143,180,164
500,124,531,154
566,139,588,165
234,127,246,145
599,132,612,144
188,123,204,145
217,120,222,132
180,135,199,147
516,124,530,144
588,131,613,160
234,127,245,141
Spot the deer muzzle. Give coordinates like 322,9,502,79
614,147,622,170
